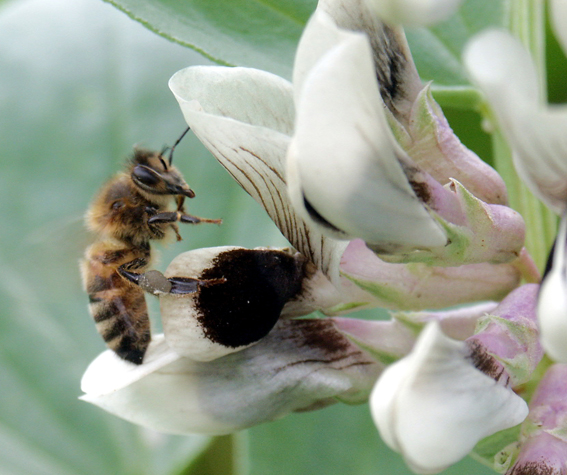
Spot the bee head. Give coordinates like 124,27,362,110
130,149,195,199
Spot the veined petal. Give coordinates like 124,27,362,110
287,33,447,253
81,319,381,435
366,0,463,27
538,211,567,363
551,0,567,56
464,29,567,214
370,322,529,474
317,0,423,120
169,66,347,281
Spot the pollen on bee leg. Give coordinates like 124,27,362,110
120,267,223,296
138,270,174,295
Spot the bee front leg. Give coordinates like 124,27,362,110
148,211,222,226
119,267,225,296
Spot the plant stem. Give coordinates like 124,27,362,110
488,0,556,272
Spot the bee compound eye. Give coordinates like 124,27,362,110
111,200,124,210
132,166,159,186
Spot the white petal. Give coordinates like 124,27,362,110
81,320,381,435
370,322,528,473
81,336,243,435
293,10,358,105
169,65,294,135
464,30,567,214
169,66,347,281
551,0,567,56
160,247,253,361
81,334,180,396
287,34,446,252
160,246,326,361
538,212,567,362
366,0,463,26
317,0,422,119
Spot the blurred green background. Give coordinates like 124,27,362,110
0,0,497,473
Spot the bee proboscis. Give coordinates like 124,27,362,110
80,128,222,364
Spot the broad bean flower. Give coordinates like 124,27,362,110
81,0,567,473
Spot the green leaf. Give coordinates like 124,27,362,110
103,0,317,80
105,0,504,108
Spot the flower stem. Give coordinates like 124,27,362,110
488,0,556,272
491,129,556,273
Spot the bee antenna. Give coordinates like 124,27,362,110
168,126,191,166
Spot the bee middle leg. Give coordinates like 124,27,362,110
119,266,225,296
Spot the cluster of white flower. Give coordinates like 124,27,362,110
81,0,567,473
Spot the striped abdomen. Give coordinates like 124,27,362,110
81,240,151,364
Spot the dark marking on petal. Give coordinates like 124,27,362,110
508,462,556,475
302,194,344,235
541,238,556,282
289,319,351,355
467,340,510,385
196,249,308,348
409,179,431,205
239,146,285,183
375,25,406,109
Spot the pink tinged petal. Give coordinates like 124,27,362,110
464,30,567,214
467,284,543,387
551,0,567,57
340,239,521,310
317,0,423,120
370,322,529,474
385,179,524,266
538,212,567,363
366,0,464,27
169,66,347,280
406,85,508,205
527,364,567,431
81,319,381,435
507,364,567,475
508,432,567,475
332,317,417,364
287,33,447,253
393,301,499,340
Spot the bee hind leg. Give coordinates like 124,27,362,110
118,267,225,296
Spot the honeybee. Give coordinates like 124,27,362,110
81,128,222,364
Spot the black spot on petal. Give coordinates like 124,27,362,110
196,249,308,348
